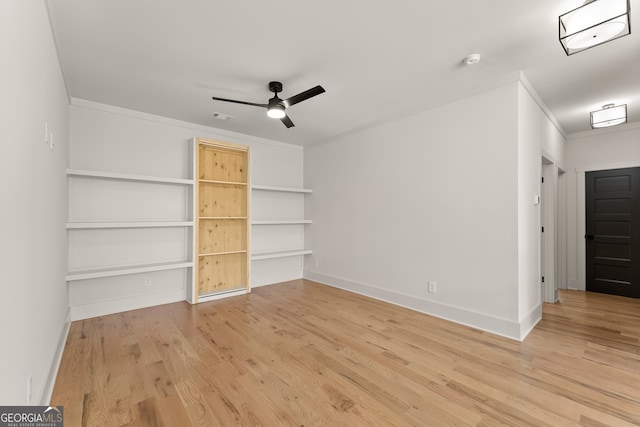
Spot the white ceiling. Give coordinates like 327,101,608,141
46,0,640,146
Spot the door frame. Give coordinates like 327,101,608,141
541,157,564,303
573,160,640,290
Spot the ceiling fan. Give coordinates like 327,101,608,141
212,81,325,128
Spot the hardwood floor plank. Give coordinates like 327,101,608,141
52,280,640,426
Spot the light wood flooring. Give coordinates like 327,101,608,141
52,280,640,426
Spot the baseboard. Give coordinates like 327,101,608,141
197,288,247,303
70,290,185,320
567,278,583,291
303,271,524,341
519,304,542,341
41,308,71,405
251,270,303,288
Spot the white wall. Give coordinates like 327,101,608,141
305,82,525,338
68,99,306,318
304,80,566,340
516,82,566,336
0,1,70,404
564,125,640,290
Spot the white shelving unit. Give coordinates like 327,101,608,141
66,142,195,319
250,184,312,286
66,221,193,229
66,261,193,281
66,169,193,185
67,171,194,274
251,220,312,225
252,185,312,194
251,249,312,261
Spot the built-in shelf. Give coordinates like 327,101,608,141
251,249,312,261
67,168,193,185
199,250,247,257
198,216,247,220
67,221,194,229
194,138,250,301
66,261,193,281
251,185,312,193
199,179,247,186
252,220,312,225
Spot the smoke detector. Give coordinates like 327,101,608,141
464,54,481,65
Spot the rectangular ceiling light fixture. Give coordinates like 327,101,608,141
590,104,627,128
559,0,631,55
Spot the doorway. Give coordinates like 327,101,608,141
541,158,564,303
585,167,640,298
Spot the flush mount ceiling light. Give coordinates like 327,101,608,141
590,103,627,128
559,0,631,55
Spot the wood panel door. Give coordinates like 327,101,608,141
586,167,640,298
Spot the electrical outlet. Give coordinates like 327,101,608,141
314,259,319,268
428,281,437,294
49,132,54,150
27,375,32,404
144,277,152,287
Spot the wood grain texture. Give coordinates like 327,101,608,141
198,219,247,254
197,253,247,295
52,280,640,426
195,139,249,301
198,184,247,218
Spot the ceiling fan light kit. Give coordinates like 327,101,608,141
559,0,631,55
212,81,325,128
267,103,286,119
590,103,627,128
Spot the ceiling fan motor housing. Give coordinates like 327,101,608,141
268,81,283,93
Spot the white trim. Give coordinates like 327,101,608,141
519,72,567,139
70,98,302,151
519,304,542,341
567,120,640,140
556,170,568,291
541,161,558,303
196,288,248,303
70,289,185,320
40,308,71,405
303,271,526,341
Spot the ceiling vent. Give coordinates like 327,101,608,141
211,112,234,121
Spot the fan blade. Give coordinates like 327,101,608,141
212,96,267,108
280,114,295,128
284,85,325,107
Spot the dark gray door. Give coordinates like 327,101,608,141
586,167,640,298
